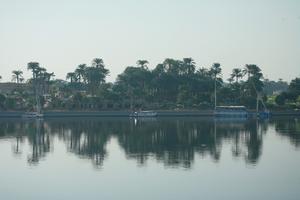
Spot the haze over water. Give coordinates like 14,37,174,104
0,117,299,200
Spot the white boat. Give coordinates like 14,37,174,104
214,106,248,118
130,111,157,117
22,112,44,118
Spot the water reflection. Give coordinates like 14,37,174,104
271,118,300,147
0,117,299,168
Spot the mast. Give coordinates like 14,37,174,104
214,77,217,109
256,94,259,114
34,77,42,114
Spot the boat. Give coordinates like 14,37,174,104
22,112,44,118
130,111,157,117
213,78,248,118
258,110,271,119
214,106,248,118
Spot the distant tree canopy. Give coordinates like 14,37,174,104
263,79,288,95
11,70,24,83
62,58,268,110
273,78,300,107
1,57,299,111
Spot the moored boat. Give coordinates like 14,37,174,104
214,106,248,118
130,111,157,117
22,112,44,118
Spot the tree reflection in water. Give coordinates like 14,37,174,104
27,119,51,164
272,117,300,147
0,117,299,168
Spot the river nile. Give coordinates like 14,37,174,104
0,117,299,200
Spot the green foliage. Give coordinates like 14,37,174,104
273,78,300,107
0,93,5,103
60,59,273,110
0,94,5,109
5,57,300,111
275,93,286,106
289,78,300,96
5,97,16,109
12,70,24,83
263,79,288,95
66,58,109,95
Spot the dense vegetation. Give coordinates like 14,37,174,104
0,57,298,111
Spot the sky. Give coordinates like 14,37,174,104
0,0,300,83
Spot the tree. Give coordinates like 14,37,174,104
92,58,104,68
27,62,40,79
243,64,262,80
182,58,196,75
275,93,286,106
228,77,234,84
163,58,185,75
115,66,151,108
210,63,222,108
289,78,300,96
41,72,55,93
66,72,77,83
197,67,210,77
43,72,55,82
278,78,300,104
210,63,222,79
231,68,243,83
26,62,54,112
237,64,265,109
85,58,109,95
137,60,149,69
12,70,23,83
0,93,6,109
75,64,87,83
247,66,264,93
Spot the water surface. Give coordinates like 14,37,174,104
0,117,299,199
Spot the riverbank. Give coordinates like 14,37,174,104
0,110,300,118
0,110,212,118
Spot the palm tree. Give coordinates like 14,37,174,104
231,68,243,83
163,58,181,75
66,72,77,83
44,72,55,82
40,72,55,94
243,64,262,80
12,70,23,83
137,60,149,69
227,77,234,84
197,67,210,77
37,67,46,78
183,58,196,74
85,66,109,95
210,63,222,78
92,58,104,68
27,62,40,79
75,64,87,83
210,63,222,108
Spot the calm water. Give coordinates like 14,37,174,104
0,117,299,200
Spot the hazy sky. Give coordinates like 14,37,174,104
0,0,300,83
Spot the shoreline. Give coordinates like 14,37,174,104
0,110,300,118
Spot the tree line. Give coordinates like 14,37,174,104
0,57,299,111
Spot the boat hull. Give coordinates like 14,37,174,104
22,112,44,118
130,111,157,117
214,107,248,118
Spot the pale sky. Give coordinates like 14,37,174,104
0,0,300,83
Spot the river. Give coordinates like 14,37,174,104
0,117,299,199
